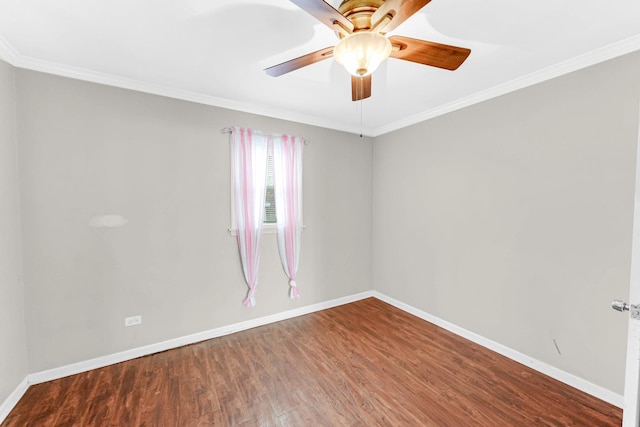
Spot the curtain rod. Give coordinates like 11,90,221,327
221,127,310,145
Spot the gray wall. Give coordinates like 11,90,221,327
4,50,640,400
0,60,28,403
15,70,373,372
373,51,640,394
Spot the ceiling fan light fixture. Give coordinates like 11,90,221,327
333,32,392,77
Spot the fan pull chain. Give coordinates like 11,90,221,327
360,98,363,138
359,76,363,138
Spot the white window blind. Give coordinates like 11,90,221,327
228,148,278,234
227,126,305,235
264,154,276,224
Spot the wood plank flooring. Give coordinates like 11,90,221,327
2,298,622,426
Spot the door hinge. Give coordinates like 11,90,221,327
612,300,640,319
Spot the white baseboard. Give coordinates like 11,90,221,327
27,290,375,385
372,291,624,408
2,288,622,423
0,377,29,425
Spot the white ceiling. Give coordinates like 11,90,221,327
1,0,639,136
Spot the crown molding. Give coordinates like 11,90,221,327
371,34,640,136
8,53,372,136
2,34,640,137
0,34,19,65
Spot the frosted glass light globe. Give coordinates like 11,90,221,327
333,32,392,77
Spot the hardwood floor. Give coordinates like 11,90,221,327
3,298,622,426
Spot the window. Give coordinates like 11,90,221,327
228,127,304,236
228,126,305,305
229,147,278,234
229,163,278,236
264,154,276,225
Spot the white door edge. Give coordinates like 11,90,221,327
622,96,640,427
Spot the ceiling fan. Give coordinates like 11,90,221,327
264,0,471,101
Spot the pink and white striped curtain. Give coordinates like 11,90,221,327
273,135,304,299
231,126,268,307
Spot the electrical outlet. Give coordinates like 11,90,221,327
124,315,142,327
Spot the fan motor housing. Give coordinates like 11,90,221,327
338,0,385,32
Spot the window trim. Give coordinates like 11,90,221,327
227,158,278,236
228,150,280,236
227,129,305,237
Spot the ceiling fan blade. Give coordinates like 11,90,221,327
389,36,471,70
371,0,431,33
290,0,354,35
264,46,334,77
351,75,372,101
